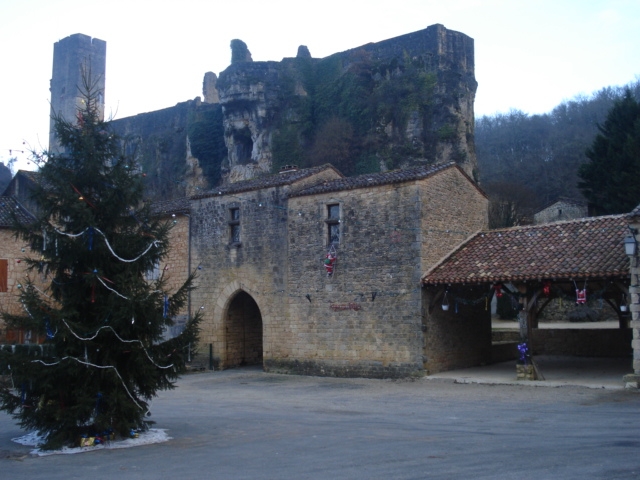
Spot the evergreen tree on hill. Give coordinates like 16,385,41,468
578,90,640,215
0,77,200,450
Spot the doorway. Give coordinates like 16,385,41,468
225,291,263,367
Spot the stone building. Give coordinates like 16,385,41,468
423,214,634,378
190,162,488,377
0,197,39,343
533,198,588,224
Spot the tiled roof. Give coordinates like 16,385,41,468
422,215,630,285
291,162,478,197
629,204,640,219
0,196,36,227
191,164,343,199
150,197,190,216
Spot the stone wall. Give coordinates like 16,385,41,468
49,34,106,152
0,229,30,317
492,328,631,359
419,168,488,267
422,286,492,374
161,213,191,315
628,215,640,377
283,182,425,377
188,164,487,378
189,168,342,370
532,329,632,357
0,229,42,343
534,200,588,225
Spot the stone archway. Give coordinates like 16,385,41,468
225,290,263,367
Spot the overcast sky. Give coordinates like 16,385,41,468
1,0,639,171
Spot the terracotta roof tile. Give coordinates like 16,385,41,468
422,215,630,285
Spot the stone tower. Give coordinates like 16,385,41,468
49,33,106,152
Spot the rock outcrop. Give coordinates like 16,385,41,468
217,24,477,182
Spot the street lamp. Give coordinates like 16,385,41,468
625,229,638,256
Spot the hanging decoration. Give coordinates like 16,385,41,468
493,283,503,298
323,244,337,277
543,281,551,297
53,226,160,263
574,280,587,305
60,319,174,370
87,227,94,251
32,357,145,411
442,290,450,311
621,294,628,312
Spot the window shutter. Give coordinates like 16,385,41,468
0,259,7,292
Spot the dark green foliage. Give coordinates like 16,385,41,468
578,90,640,215
187,107,226,187
270,50,437,174
476,80,640,214
0,79,200,450
271,126,305,172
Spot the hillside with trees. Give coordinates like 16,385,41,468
476,79,640,227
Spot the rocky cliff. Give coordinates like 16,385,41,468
217,23,477,182
110,23,477,198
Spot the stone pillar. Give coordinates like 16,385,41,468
623,217,640,388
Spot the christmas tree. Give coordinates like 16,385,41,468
0,75,200,449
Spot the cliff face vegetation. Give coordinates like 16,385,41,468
218,24,477,182
111,24,477,200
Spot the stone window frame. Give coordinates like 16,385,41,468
325,203,341,246
229,205,241,246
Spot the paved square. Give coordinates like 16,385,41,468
2,368,640,479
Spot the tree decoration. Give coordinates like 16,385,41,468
574,280,587,305
0,78,201,450
323,244,337,276
442,290,450,311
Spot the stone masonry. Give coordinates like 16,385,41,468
189,162,487,378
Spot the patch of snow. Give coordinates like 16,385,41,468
12,428,171,456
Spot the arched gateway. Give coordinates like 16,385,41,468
224,291,263,367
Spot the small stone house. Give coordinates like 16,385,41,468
533,198,588,225
190,162,488,377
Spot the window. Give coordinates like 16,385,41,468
229,207,241,244
146,260,161,282
0,259,7,292
326,204,340,245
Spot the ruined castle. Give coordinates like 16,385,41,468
50,25,477,199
